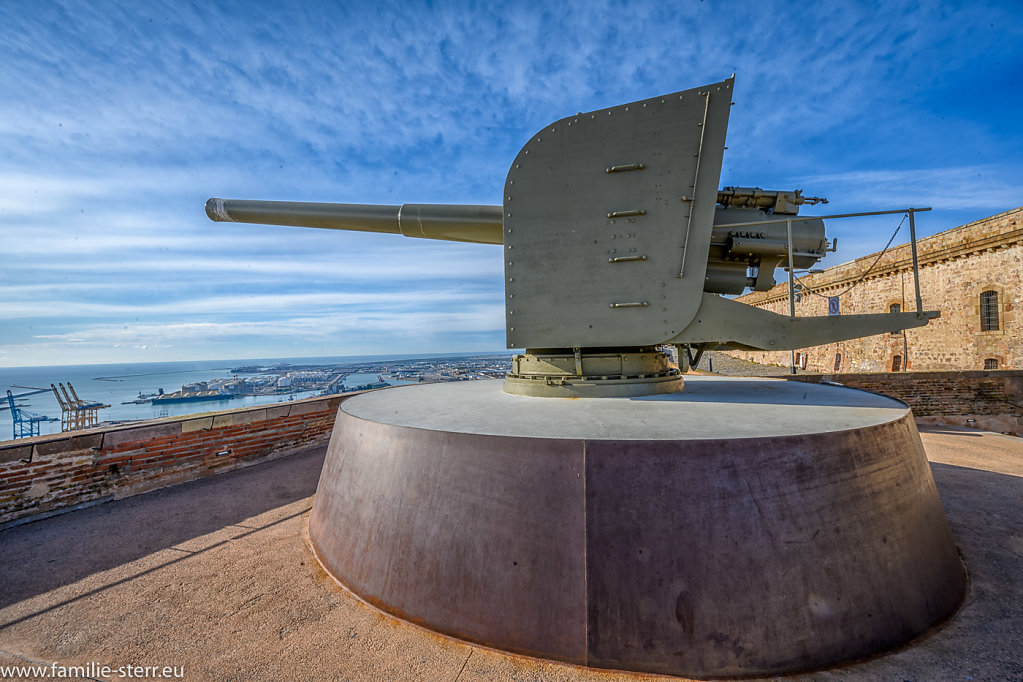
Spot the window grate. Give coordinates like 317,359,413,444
980,290,999,331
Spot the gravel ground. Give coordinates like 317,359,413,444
0,428,1020,681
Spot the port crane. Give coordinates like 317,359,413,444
50,382,110,431
4,388,54,439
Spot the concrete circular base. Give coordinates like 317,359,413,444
308,377,966,678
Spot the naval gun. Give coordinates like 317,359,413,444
207,76,937,397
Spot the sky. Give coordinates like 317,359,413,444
1,0,1021,367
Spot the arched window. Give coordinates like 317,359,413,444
833,352,842,372
889,303,901,335
980,290,999,331
891,355,903,372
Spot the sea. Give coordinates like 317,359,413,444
0,353,473,440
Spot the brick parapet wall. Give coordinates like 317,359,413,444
4,372,1018,527
786,370,1023,434
0,393,352,527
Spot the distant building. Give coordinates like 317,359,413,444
223,379,247,395
726,206,1022,373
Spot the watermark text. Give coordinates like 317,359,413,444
0,661,184,679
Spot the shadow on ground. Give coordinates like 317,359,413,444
0,446,326,611
0,435,1020,680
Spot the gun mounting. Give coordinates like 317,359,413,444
207,76,937,397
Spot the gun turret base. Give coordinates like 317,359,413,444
308,378,965,677
503,347,683,398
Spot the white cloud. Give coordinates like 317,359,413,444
33,304,505,343
0,289,498,320
1,0,1020,365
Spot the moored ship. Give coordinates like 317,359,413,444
151,390,239,405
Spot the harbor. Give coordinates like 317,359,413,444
0,353,514,440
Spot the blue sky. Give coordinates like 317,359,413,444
1,0,1021,367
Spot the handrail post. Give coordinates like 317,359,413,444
787,218,796,374
908,209,923,315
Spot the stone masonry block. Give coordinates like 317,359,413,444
181,417,215,433
287,400,328,416
231,408,268,426
103,422,182,449
266,405,291,419
0,445,34,465
33,434,104,458
211,414,235,429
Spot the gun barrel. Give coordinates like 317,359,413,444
716,187,827,214
206,198,504,245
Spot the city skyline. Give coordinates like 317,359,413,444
2,0,1021,367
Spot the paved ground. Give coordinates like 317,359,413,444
699,351,806,377
0,427,1020,681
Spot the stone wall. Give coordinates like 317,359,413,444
728,206,1023,373
788,370,1023,434
0,394,347,528
2,370,1020,528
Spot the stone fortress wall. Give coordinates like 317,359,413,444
727,206,1023,373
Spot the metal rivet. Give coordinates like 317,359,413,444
507,196,512,200
506,228,513,233
507,245,513,249
508,278,514,282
